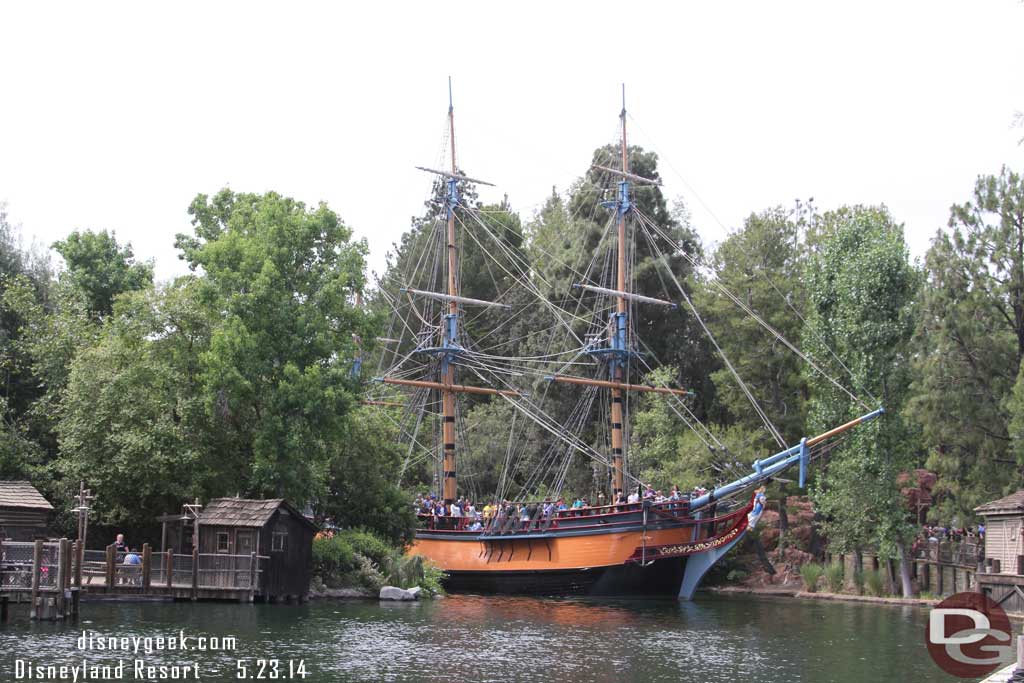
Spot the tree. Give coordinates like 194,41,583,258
56,281,237,531
804,206,920,596
908,167,1024,521
175,189,374,504
322,407,416,546
630,368,760,493
0,203,53,434
564,145,708,400
52,229,152,318
699,203,812,446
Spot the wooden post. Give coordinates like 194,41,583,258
73,540,83,589
29,539,42,620
191,547,198,600
166,550,173,589
142,544,151,590
56,539,68,619
1,597,8,623
105,544,115,591
249,552,257,602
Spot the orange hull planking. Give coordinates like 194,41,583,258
410,525,699,573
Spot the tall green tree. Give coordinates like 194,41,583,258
804,206,919,596
699,203,812,446
0,204,54,479
631,368,760,492
57,281,237,531
322,406,416,546
52,229,152,318
908,166,1024,521
564,145,708,400
175,189,373,504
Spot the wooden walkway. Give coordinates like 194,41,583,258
0,539,269,621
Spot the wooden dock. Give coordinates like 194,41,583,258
0,538,269,621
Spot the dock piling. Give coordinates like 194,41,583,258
105,544,115,590
142,543,151,590
29,539,42,619
191,547,198,600
56,538,68,619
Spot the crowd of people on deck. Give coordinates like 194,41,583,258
413,483,709,531
912,523,984,551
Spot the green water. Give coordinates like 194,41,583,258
0,594,988,682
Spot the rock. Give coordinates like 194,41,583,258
379,586,417,601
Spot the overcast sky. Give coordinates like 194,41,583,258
2,1,1023,282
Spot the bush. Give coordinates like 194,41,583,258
354,554,386,592
344,529,395,569
864,569,885,597
312,529,446,595
419,560,447,596
312,535,357,587
800,563,824,592
825,563,844,593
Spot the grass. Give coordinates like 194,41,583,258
864,569,886,597
824,562,844,593
799,563,824,592
852,570,865,595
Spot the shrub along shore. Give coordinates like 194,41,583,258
310,529,445,598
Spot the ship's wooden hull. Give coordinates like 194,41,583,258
410,516,701,597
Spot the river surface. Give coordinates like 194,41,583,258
0,593,994,682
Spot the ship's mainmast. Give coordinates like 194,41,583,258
441,83,459,504
609,89,630,499
548,87,683,500
382,81,508,504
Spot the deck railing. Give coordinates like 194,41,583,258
0,541,58,590
2,541,268,593
913,540,982,568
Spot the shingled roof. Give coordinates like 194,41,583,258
975,491,1024,516
197,498,316,529
0,481,54,510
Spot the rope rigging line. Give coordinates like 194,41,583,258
633,203,873,413
631,209,787,449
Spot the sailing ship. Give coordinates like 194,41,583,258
369,83,882,598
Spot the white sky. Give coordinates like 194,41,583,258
2,1,1023,282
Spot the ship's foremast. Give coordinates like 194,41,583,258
441,84,459,505
609,91,630,499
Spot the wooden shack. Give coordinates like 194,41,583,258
974,491,1024,612
0,481,53,541
196,498,316,601
976,491,1024,575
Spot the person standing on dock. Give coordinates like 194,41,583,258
123,547,142,586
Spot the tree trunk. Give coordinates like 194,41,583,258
896,540,915,598
809,511,824,559
753,536,776,575
777,494,789,554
